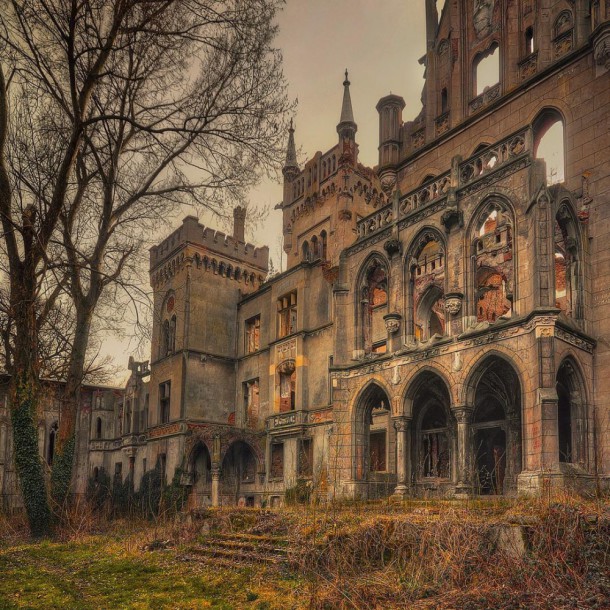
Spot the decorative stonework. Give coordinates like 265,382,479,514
383,238,402,257
473,0,495,39
444,293,464,316
412,129,425,149
383,312,402,335
380,171,397,195
594,24,610,71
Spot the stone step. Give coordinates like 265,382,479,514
196,538,288,556
187,545,285,565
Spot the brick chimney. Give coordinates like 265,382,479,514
233,206,246,242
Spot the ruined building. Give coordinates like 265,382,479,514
1,0,609,509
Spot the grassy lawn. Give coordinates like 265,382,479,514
0,535,303,610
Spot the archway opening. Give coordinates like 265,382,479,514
556,359,587,466
359,258,388,354
190,443,212,508
470,357,521,495
409,371,453,486
221,441,257,505
354,383,391,488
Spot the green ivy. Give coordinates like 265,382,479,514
11,378,52,537
50,434,75,507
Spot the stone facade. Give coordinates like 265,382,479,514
1,0,608,509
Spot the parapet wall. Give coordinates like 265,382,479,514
150,215,269,272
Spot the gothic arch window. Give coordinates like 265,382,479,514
469,356,521,494
311,235,319,260
302,240,310,262
408,371,453,483
406,231,446,341
555,203,583,319
353,383,392,482
169,315,176,353
534,109,565,185
473,43,500,96
471,202,514,322
556,359,588,466
161,320,170,358
554,10,573,39
357,256,389,354
96,417,102,439
440,88,448,114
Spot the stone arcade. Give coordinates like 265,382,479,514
1,0,609,509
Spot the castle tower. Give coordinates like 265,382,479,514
336,69,357,143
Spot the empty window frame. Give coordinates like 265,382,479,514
245,315,261,353
159,381,171,424
277,291,297,338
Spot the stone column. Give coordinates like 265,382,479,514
211,465,221,507
454,406,474,496
393,416,411,498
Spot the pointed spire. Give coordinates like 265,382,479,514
337,69,357,141
282,118,299,179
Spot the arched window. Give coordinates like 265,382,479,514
407,231,446,341
474,43,499,96
358,257,389,354
440,88,448,114
320,230,328,260
556,359,587,466
96,417,102,439
534,109,565,185
277,360,296,412
302,240,310,262
472,203,513,322
47,422,58,465
311,235,319,260
554,203,582,319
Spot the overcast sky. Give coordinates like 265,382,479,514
105,1,431,379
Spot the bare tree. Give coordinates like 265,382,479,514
0,0,291,534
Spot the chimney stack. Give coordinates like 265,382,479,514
233,206,246,242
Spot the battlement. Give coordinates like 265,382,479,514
150,215,269,272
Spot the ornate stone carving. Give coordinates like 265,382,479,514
380,171,397,195
441,209,463,233
383,237,402,257
384,312,402,335
444,292,464,316
594,24,610,71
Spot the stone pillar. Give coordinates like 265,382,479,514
454,406,474,496
211,465,221,507
393,416,411,498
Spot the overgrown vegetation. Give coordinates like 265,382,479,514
1,496,608,609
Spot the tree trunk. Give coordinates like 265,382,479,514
9,264,52,537
51,305,93,506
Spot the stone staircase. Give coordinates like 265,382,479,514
182,532,290,569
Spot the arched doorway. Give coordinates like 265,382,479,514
189,442,212,509
408,371,454,491
556,359,587,466
353,383,393,497
220,441,257,506
469,357,521,495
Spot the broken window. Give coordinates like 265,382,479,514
159,381,171,424
244,379,260,427
270,443,284,479
534,109,564,185
474,44,499,96
409,232,445,340
278,291,297,338
245,315,261,353
473,206,513,322
298,438,314,478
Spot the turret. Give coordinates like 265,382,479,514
336,70,357,143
